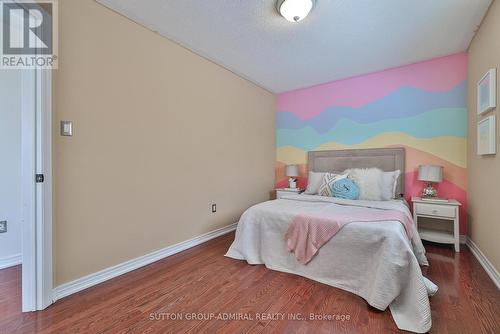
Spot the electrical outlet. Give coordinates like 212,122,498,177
211,204,217,213
0,221,6,233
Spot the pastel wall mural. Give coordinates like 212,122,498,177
276,53,468,233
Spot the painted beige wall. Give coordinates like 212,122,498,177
467,0,500,272
53,0,275,285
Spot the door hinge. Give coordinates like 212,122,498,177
36,174,45,183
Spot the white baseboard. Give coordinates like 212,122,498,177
53,223,237,301
0,253,22,270
466,237,500,290
460,235,466,244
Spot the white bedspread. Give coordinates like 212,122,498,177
225,194,437,333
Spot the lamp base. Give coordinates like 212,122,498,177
421,182,438,198
288,178,297,189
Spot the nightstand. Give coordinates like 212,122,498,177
274,188,303,199
412,197,461,252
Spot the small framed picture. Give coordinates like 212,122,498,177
477,116,496,155
477,68,496,115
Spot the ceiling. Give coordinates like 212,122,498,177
97,0,492,93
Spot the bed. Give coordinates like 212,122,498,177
225,148,437,333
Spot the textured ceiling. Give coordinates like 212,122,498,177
97,0,491,93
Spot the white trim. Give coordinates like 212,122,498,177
0,254,22,270
21,68,37,312
20,65,53,312
460,235,466,244
36,69,53,310
466,237,500,290
53,223,238,301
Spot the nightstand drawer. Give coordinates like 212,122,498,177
415,203,456,218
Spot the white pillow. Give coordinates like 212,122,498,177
380,170,401,200
344,168,383,201
304,171,326,195
318,173,348,197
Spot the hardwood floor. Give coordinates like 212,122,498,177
0,233,499,334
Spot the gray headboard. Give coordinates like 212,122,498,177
308,148,405,197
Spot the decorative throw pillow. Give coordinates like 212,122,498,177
331,178,360,200
304,171,326,195
318,173,347,197
380,170,401,200
344,168,383,201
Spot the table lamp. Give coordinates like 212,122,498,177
418,165,443,198
285,165,299,189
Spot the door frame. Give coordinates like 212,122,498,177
21,66,53,312
8,0,53,312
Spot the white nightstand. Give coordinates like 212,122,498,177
412,197,461,252
275,188,303,199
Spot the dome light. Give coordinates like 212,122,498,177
277,0,315,23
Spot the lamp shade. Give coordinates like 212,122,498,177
285,164,299,177
418,165,443,183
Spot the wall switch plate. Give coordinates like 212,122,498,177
211,204,217,213
0,221,6,233
60,120,73,136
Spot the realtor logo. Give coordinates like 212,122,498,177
1,0,58,69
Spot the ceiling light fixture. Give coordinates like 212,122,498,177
277,0,315,23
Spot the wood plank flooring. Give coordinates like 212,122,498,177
0,233,499,333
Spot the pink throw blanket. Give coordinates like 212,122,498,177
284,209,414,264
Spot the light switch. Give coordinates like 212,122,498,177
60,120,73,136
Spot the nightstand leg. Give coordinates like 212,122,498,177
454,216,460,252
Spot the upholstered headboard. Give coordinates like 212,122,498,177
308,148,405,197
